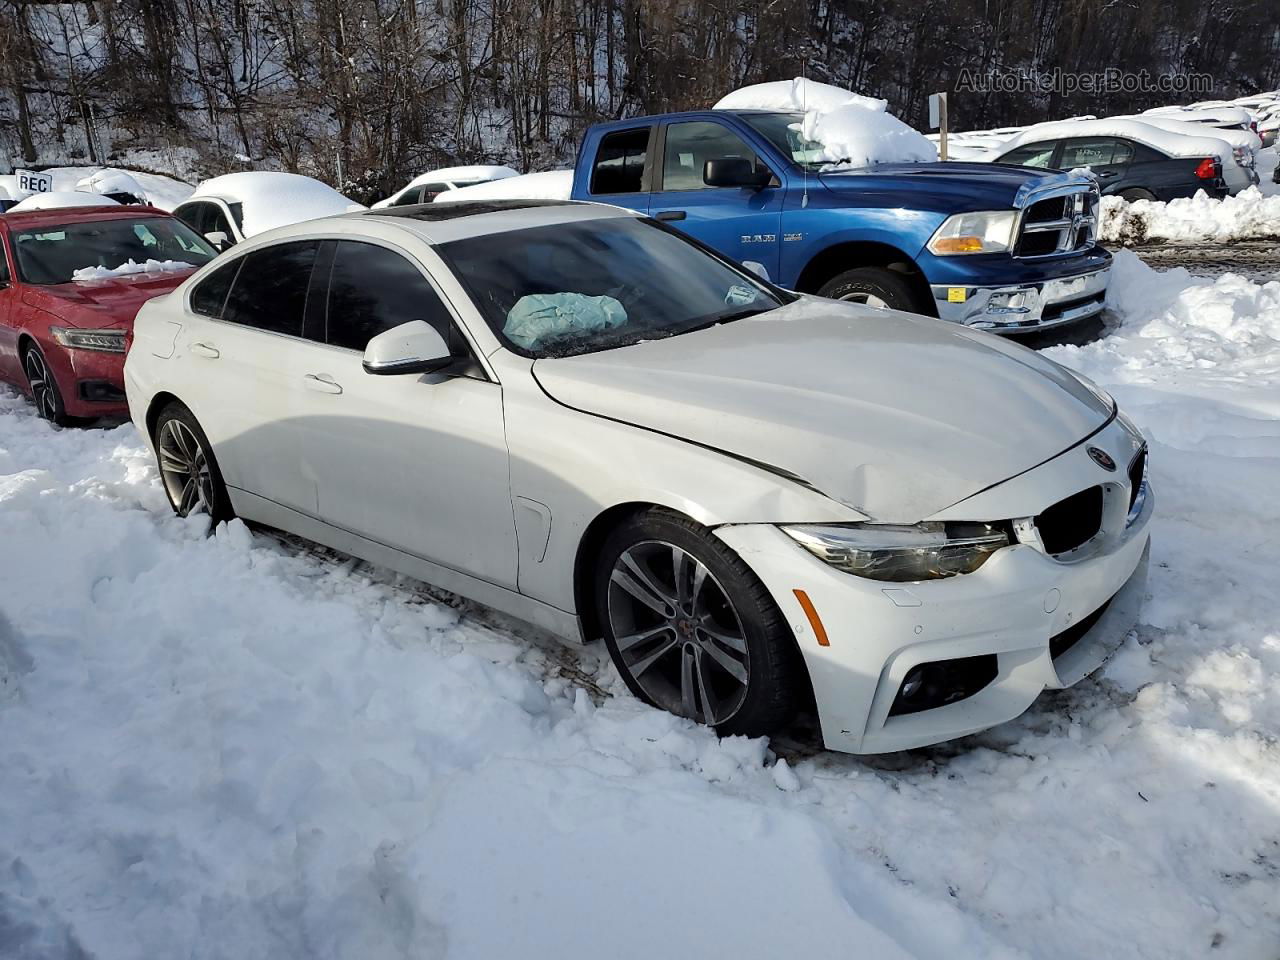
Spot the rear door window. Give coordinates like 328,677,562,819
1059,138,1120,167
323,240,458,352
221,240,320,336
590,128,650,195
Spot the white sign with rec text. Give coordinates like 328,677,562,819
15,169,53,194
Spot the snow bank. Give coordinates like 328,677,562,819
996,118,1234,165
1100,186,1280,243
71,258,195,282
8,191,121,212
714,78,937,166
433,169,573,202
190,172,364,237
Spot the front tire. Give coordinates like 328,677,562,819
817,266,925,313
22,343,73,426
595,509,803,737
153,402,235,524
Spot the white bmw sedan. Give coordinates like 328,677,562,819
124,200,1152,755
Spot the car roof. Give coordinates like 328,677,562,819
0,204,174,232
358,198,636,243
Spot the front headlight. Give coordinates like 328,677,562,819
781,521,1010,582
49,326,127,353
927,210,1018,255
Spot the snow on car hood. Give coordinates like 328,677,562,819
532,298,1113,522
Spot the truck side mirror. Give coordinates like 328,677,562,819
704,157,772,189
204,230,230,250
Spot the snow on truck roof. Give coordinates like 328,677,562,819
189,172,364,238
997,118,1235,163
712,78,937,167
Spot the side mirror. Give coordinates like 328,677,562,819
704,157,772,189
363,319,455,376
204,230,229,250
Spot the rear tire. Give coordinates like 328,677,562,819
594,509,803,737
1118,188,1157,201
152,402,235,525
816,267,925,313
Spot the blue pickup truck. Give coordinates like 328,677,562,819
569,110,1112,333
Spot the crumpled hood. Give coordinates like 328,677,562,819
23,272,191,328
532,298,1113,521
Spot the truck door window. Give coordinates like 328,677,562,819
590,128,650,195
662,121,760,190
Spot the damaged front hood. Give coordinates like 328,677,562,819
532,298,1113,521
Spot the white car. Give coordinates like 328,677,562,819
124,200,1152,755
172,172,364,251
372,165,519,208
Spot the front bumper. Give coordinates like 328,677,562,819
40,339,129,418
715,420,1152,755
930,264,1110,333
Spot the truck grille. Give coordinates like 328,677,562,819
1035,485,1104,555
1014,189,1099,258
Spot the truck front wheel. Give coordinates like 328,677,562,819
817,267,925,313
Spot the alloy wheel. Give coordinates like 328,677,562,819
157,419,214,517
23,349,59,421
607,540,751,726
839,291,889,308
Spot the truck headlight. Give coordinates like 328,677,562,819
927,210,1017,255
50,326,127,353
781,521,1010,582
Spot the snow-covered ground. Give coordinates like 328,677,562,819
2,262,1279,955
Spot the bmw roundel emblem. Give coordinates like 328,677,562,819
1087,446,1116,471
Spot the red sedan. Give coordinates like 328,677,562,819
0,205,217,424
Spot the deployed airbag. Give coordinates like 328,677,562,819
504,293,627,349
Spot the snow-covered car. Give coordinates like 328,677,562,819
172,172,364,251
990,118,1247,199
0,205,216,424
372,165,519,208
74,168,149,205
123,199,1152,755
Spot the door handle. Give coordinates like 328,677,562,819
655,210,686,221
189,342,220,358
1096,170,1119,179
303,373,343,395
